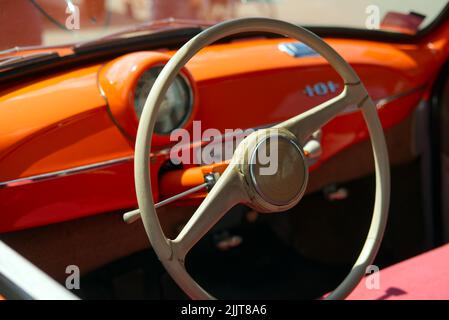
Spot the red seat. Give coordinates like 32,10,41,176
347,243,449,300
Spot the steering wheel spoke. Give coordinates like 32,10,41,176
172,164,248,260
275,83,368,145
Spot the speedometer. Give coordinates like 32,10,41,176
134,66,192,134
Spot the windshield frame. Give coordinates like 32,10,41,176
304,2,449,43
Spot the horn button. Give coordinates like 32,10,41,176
249,134,308,208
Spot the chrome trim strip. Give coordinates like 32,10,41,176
0,156,133,189
376,85,426,108
341,85,426,114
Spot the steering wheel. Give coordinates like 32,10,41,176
134,18,390,300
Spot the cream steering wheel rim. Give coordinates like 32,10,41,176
134,17,390,300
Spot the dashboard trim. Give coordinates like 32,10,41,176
0,156,133,189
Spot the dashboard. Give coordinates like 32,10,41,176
0,36,442,233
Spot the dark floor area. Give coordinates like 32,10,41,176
78,221,349,300
77,159,429,300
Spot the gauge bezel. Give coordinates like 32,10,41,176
98,51,198,147
132,64,194,136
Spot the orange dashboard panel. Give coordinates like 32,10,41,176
1,20,449,232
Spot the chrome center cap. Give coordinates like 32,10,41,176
249,134,308,207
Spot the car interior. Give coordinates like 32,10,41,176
1,0,449,300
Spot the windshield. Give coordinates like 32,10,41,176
1,0,448,51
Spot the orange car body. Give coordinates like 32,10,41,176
1,18,449,233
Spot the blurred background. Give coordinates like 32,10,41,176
0,0,447,50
